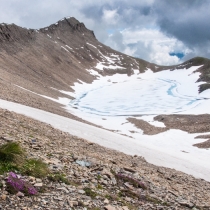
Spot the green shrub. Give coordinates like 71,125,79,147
0,142,24,174
21,159,49,178
105,194,112,199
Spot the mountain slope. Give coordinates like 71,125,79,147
0,17,149,116
1,17,210,117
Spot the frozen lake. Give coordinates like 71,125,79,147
69,66,208,116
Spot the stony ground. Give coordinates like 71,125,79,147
0,108,210,210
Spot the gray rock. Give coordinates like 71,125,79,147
34,183,43,187
16,191,24,197
78,190,85,194
178,200,194,208
57,187,69,193
76,160,91,167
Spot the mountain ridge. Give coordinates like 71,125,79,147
1,17,210,76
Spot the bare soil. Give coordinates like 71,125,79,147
128,114,210,148
127,118,168,135
194,135,210,148
154,114,210,133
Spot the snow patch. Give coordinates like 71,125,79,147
7,65,210,182
95,62,126,71
87,42,97,48
15,85,70,105
61,46,69,52
65,45,73,50
1,98,210,182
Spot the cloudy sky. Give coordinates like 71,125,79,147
0,0,210,65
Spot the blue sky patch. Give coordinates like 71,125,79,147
169,52,185,59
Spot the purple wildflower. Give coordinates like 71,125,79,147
6,172,37,195
8,172,17,178
28,187,37,195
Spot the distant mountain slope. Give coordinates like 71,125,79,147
154,57,210,93
0,17,209,116
181,57,210,92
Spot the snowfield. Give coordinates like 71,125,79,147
0,98,210,182
1,64,210,182
65,66,210,139
69,66,207,115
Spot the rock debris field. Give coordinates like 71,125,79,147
0,108,210,210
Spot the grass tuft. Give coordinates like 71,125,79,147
83,187,97,198
0,162,19,174
48,173,70,185
21,159,49,178
0,142,24,162
0,142,25,174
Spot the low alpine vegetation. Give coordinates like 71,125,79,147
0,142,49,178
0,142,24,163
48,172,70,185
0,142,50,196
0,142,24,174
21,158,49,178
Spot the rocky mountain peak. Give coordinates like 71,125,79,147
0,17,96,45
39,17,96,40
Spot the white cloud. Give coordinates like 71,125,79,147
122,28,170,44
102,9,120,25
149,42,179,65
120,28,189,65
124,47,136,57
